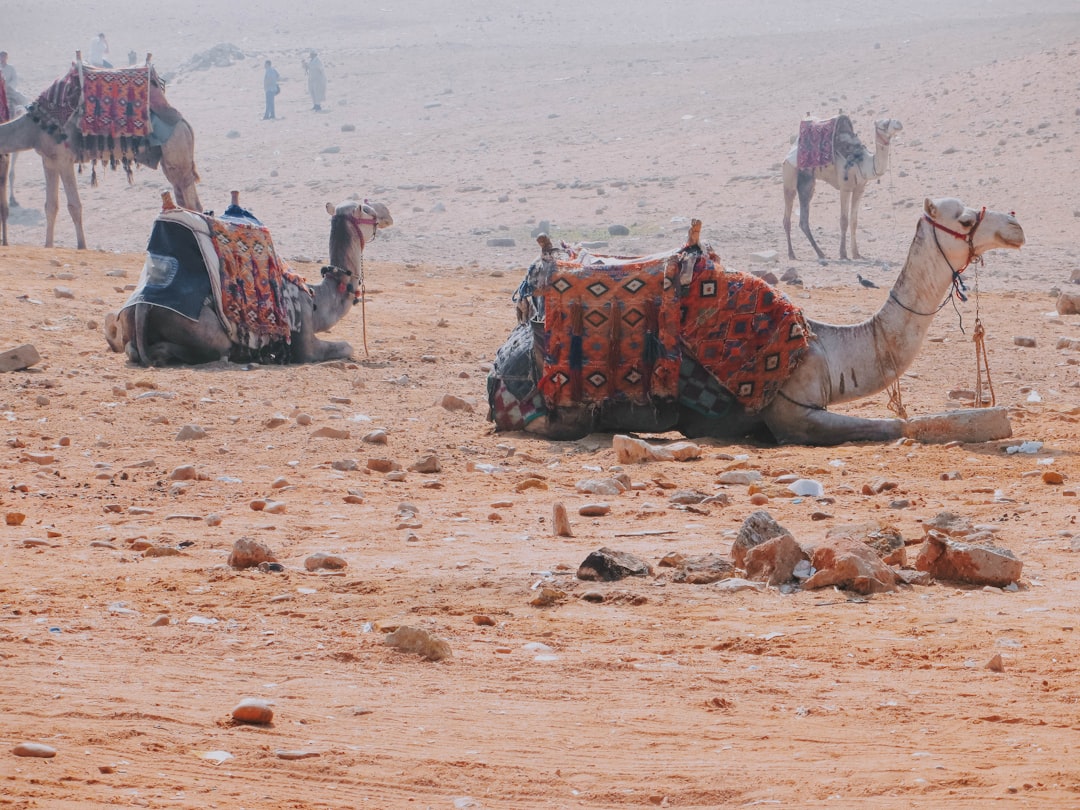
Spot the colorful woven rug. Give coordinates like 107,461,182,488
679,256,810,412
537,253,681,410
79,66,151,142
797,115,855,170
207,217,312,351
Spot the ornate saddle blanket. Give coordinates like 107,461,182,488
509,241,811,419
122,202,312,361
27,65,180,169
797,114,857,171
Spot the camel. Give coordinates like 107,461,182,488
104,195,392,366
488,197,1024,446
0,64,201,249
0,153,8,246
783,117,903,261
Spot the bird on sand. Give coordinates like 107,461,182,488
857,274,878,289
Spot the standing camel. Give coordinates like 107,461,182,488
783,117,903,260
0,63,200,249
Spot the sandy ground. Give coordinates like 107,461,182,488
2,2,1080,808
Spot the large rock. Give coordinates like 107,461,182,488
1057,291,1080,315
577,547,652,581
903,407,1011,444
228,537,276,569
731,510,792,569
802,536,898,594
671,553,737,584
744,534,809,586
826,521,906,566
915,530,1023,587
612,434,701,464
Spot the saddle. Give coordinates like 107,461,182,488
122,193,311,360
796,114,863,171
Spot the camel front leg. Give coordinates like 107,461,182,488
848,184,865,260
783,184,798,260
58,160,86,249
0,154,8,246
838,189,852,260
42,162,60,248
762,394,904,446
8,152,17,207
291,335,354,363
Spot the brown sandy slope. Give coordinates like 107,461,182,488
1,2,1080,808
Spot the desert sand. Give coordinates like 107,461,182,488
2,2,1080,808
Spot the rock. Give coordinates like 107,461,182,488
169,464,197,481
5,512,26,526
747,250,780,264
718,470,762,485
205,513,223,527
530,586,567,607
575,478,625,496
304,552,348,571
409,454,441,474
552,502,573,537
1013,336,1036,348
714,578,767,593
295,413,313,426
577,547,652,581
514,477,548,492
275,750,321,760
263,415,289,428
578,503,611,517
228,537,276,569
231,698,274,724
1057,291,1080,315
440,394,476,413
472,615,496,626
826,521,907,565
175,424,207,441
669,489,709,505
787,478,824,497
925,511,974,537
366,458,401,473
671,553,737,584
0,344,41,372
486,237,516,247
731,510,792,569
1043,470,1065,485
915,530,1023,587
306,423,353,440
861,477,898,495
665,441,703,461
12,742,57,758
362,429,388,444
749,492,769,506
608,224,630,236
384,625,452,661
903,407,1012,444
743,534,809,586
331,459,359,472
802,536,898,594
894,568,935,587
987,653,1005,672
150,614,171,627
613,434,700,463
1056,337,1080,351
144,546,181,558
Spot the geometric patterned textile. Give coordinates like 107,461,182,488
797,115,855,171
207,216,312,351
679,258,810,412
537,252,682,410
27,68,82,142
79,66,151,142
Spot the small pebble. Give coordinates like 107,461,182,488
275,750,321,760
578,503,611,517
150,614,171,627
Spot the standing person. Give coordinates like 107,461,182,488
0,51,27,113
263,59,280,120
303,51,326,112
88,33,112,68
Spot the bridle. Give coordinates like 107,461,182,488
323,206,380,305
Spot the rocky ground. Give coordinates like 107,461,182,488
2,1,1080,808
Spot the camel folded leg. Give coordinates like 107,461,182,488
762,394,904,446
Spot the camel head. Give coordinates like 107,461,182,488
324,199,393,277
922,197,1025,271
874,118,903,145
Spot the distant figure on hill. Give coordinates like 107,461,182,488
303,51,326,112
263,59,281,120
88,33,112,68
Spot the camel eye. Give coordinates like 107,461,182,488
958,216,975,229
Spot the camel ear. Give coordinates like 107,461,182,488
923,198,937,218
325,202,336,216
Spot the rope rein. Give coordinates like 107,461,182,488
322,209,380,355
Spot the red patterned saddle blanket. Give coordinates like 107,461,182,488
797,114,857,171
208,217,312,350
533,244,811,413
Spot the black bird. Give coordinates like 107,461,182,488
857,273,878,289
